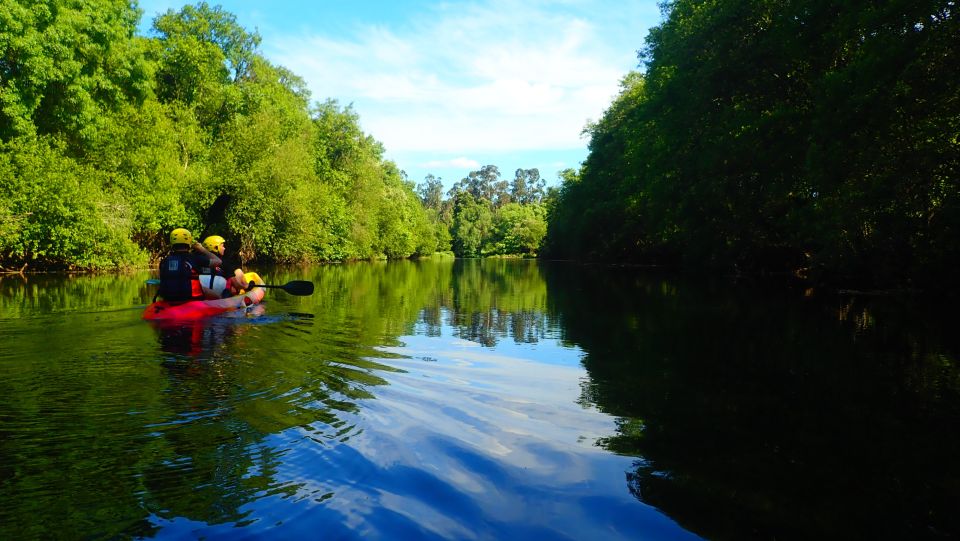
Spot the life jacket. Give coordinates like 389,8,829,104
197,273,229,299
199,258,231,278
199,257,241,298
157,252,203,302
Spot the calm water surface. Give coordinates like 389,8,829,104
0,260,957,540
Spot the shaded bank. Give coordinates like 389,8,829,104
544,263,960,539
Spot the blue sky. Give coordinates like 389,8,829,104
136,1,663,190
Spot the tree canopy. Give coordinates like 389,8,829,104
545,0,959,290
0,1,444,269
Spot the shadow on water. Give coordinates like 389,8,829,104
543,263,960,540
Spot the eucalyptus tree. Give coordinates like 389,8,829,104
417,174,444,212
511,168,545,204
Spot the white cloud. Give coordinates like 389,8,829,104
420,157,482,169
267,0,656,154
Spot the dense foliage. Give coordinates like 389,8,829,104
417,165,549,258
546,0,959,289
0,0,439,269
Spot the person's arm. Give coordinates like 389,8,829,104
233,268,246,285
193,241,222,267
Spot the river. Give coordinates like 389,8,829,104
0,259,957,540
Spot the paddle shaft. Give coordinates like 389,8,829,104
145,279,314,296
250,281,314,296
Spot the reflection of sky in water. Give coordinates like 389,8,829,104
214,326,701,540
0,269,700,539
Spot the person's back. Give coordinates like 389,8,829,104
158,228,221,302
158,251,201,301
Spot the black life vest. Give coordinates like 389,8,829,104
158,252,203,301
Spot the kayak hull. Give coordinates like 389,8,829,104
143,272,265,321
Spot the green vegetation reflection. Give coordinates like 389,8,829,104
544,265,960,539
0,259,559,537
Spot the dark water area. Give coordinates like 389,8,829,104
0,260,957,540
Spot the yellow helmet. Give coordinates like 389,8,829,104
169,228,193,245
202,235,226,252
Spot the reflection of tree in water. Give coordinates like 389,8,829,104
446,308,550,347
545,265,960,540
0,273,154,316
418,305,444,337
138,316,280,526
287,259,554,347
443,259,552,346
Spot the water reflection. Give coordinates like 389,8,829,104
149,307,263,358
266,260,551,347
0,272,154,315
0,273,394,538
1,262,958,539
543,265,960,539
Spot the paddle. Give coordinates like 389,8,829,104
249,281,314,296
145,279,314,296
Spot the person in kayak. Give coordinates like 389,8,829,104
197,235,253,298
157,228,222,302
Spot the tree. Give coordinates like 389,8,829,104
0,0,149,147
491,203,547,255
451,165,500,202
451,192,493,257
151,2,260,83
417,174,444,211
0,2,524,269
511,168,545,204
0,137,145,269
547,0,960,289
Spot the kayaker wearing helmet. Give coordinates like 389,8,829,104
157,228,222,302
198,235,252,298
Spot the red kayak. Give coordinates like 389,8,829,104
143,272,265,321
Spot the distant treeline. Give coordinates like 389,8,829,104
0,1,443,270
545,0,959,290
416,165,551,258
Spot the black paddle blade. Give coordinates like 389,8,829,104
251,281,315,296
280,280,314,296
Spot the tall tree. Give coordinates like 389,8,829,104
511,168,545,204
152,2,260,83
453,164,501,203
417,174,444,211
